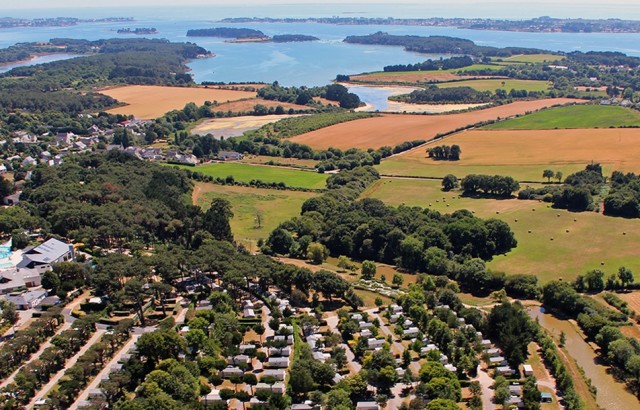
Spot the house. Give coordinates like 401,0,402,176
306,333,322,350
540,392,553,403
0,164,6,174
496,366,515,376
166,151,198,166
389,314,401,323
360,329,372,338
220,366,243,378
2,192,21,206
243,308,256,318
0,267,42,294
268,346,291,357
444,364,457,373
261,369,286,381
359,321,373,330
273,334,294,345
267,357,290,368
481,339,492,348
403,327,420,339
21,156,36,167
4,289,47,310
291,404,313,410
506,396,523,408
351,313,363,321
487,348,501,357
523,364,534,376
17,238,74,271
390,304,403,314
490,357,508,367
56,132,75,146
312,351,330,362
255,382,286,394
509,384,522,396
367,338,386,350
228,355,251,366
356,402,380,410
203,389,223,404
218,151,244,161
239,344,256,353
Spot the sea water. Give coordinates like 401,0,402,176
0,4,640,86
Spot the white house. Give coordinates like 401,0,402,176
260,369,286,381
4,289,47,310
523,364,534,376
220,367,244,378
17,238,74,271
267,357,290,368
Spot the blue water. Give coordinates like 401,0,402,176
0,53,84,73
0,5,640,86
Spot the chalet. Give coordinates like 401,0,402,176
72,141,87,151
0,164,6,174
243,308,256,318
218,151,244,161
444,364,457,373
481,339,492,348
255,382,286,394
291,404,313,410
506,396,523,408
306,333,322,350
540,392,553,403
273,334,294,345
490,356,508,367
228,355,251,366
367,338,385,350
17,238,74,272
360,329,372,338
220,366,243,378
359,321,373,330
203,390,223,404
239,344,256,353
403,327,420,339
166,151,198,166
56,132,75,146
4,289,47,310
268,346,291,357
389,314,401,323
267,357,290,368
312,351,330,362
487,348,501,357
390,304,403,314
21,156,36,167
356,402,380,410
261,369,286,381
351,313,363,321
496,366,515,376
523,364,534,376
509,384,522,396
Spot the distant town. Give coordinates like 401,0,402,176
0,16,133,29
221,15,640,33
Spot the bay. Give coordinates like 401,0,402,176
0,5,640,86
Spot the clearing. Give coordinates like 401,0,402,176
190,114,304,138
177,162,328,189
484,104,640,129
361,178,640,282
99,85,256,119
193,182,317,246
289,98,583,150
377,128,640,181
437,79,551,93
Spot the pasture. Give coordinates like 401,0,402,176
437,79,551,93
211,98,312,114
100,85,256,119
193,182,317,245
360,178,640,282
289,98,583,150
377,128,640,181
484,105,640,130
497,54,565,64
484,104,640,129
180,163,328,189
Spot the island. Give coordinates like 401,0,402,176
186,27,319,43
0,16,133,29
117,28,158,35
221,15,640,34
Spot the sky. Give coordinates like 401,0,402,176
1,0,639,20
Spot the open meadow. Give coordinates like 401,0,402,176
484,104,640,129
99,85,256,119
177,162,328,189
289,98,583,150
211,98,313,114
377,128,640,181
437,79,551,93
496,54,565,64
193,182,317,246
361,178,640,282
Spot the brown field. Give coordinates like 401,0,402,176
100,85,256,119
350,72,501,84
617,292,640,316
384,128,640,180
212,98,312,113
191,114,304,137
290,98,583,150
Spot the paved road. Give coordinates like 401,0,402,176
0,292,88,388
27,328,106,409
70,332,142,409
476,365,498,410
325,313,362,375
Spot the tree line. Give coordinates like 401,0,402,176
427,144,461,160
383,56,474,72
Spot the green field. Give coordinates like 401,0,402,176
361,178,640,282
180,163,329,189
194,182,317,247
365,64,504,77
437,79,551,93
496,54,565,64
484,104,640,130
454,64,505,72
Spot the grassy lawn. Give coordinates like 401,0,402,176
193,182,318,245
455,64,505,72
238,155,318,169
484,104,640,129
437,79,551,93
360,178,640,282
180,162,328,189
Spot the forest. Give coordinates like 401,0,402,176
186,27,267,38
395,86,494,104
